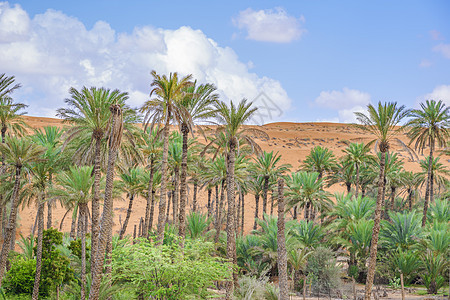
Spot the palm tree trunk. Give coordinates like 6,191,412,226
422,146,434,227
148,190,156,234
225,140,237,299
215,180,225,243
119,194,135,239
270,190,274,215
293,206,298,220
47,201,52,229
207,188,212,219
355,164,360,198
390,186,396,211
166,190,172,225
262,175,269,215
89,104,123,300
32,194,45,300
90,137,102,276
178,123,189,243
192,179,198,212
0,165,22,285
156,119,170,244
80,203,87,300
364,149,387,300
236,191,241,234
277,179,288,300
253,194,259,230
172,168,180,226
144,157,154,238
407,188,413,211
70,207,77,240
346,183,351,194
241,192,244,234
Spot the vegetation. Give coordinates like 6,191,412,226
0,72,448,299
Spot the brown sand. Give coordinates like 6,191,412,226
16,116,449,241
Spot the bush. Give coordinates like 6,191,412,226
306,247,341,297
2,257,36,296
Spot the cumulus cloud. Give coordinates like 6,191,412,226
433,43,450,59
233,7,306,43
0,2,291,121
314,88,371,123
420,85,450,106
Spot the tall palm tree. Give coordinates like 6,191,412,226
406,100,449,226
89,103,124,300
139,71,193,243
418,156,449,201
177,82,218,242
0,137,44,285
354,101,408,300
342,143,373,198
248,174,264,230
52,166,95,300
57,86,132,268
301,146,337,180
212,99,260,299
254,151,291,215
277,178,288,300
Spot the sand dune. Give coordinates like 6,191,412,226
16,116,449,241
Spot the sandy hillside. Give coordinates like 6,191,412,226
16,116,449,241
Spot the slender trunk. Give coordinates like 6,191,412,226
303,274,307,300
277,179,288,300
364,149,387,300
225,140,237,299
156,118,170,244
178,123,189,244
47,201,52,229
270,190,274,215
0,205,2,242
80,203,87,300
346,183,351,194
193,179,198,212
293,206,298,220
362,187,366,198
148,190,156,234
77,207,83,239
173,168,180,226
253,194,259,230
32,209,39,236
119,194,135,239
0,165,22,285
407,188,413,211
262,175,269,215
165,191,172,225
355,164,360,198
236,191,241,234
215,180,225,244
207,188,212,219
422,145,434,227
241,192,244,234
70,206,77,240
304,201,310,221
144,157,154,238
90,137,102,275
32,195,45,300
390,186,396,211
400,273,405,300
89,104,122,300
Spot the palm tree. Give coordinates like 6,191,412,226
212,99,260,299
354,101,408,300
52,165,95,300
301,146,337,180
406,100,449,226
248,174,264,230
342,143,373,198
89,103,124,300
57,86,132,268
254,151,291,215
417,156,449,201
139,71,193,244
276,178,288,300
0,137,44,285
177,82,218,242
285,171,332,221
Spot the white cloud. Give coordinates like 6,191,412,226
419,59,432,68
314,88,371,123
433,43,450,59
420,85,450,107
0,2,291,121
233,7,306,43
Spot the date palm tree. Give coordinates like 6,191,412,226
354,101,408,300
57,86,132,268
0,137,44,285
139,71,193,243
212,99,261,299
254,151,291,215
301,146,337,180
406,100,449,226
342,143,373,198
52,165,95,300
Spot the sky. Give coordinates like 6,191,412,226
1,1,449,124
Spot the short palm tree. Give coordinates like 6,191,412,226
254,151,291,215
52,165,95,300
0,137,44,285
139,71,193,243
342,143,373,198
354,101,408,300
301,146,337,180
406,100,449,226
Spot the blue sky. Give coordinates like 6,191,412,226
1,1,449,123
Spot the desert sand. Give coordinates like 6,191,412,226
16,116,449,241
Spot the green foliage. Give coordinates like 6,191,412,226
68,238,90,261
111,238,232,299
17,233,35,260
2,257,36,296
420,250,449,294
306,247,341,296
385,249,421,284
380,211,423,250
186,212,212,240
293,220,324,248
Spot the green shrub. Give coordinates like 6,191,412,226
2,257,36,295
306,247,341,297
